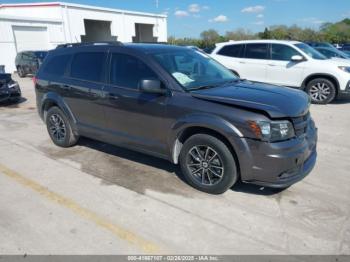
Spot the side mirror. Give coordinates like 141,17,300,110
291,55,304,62
139,79,166,95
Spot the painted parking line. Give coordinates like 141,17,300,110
0,163,162,254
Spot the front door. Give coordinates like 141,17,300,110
101,52,169,157
266,44,305,87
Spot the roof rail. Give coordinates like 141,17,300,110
56,41,123,49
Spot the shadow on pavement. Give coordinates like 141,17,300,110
0,97,27,107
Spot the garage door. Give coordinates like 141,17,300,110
13,26,49,52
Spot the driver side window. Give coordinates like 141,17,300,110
110,53,158,89
271,44,301,61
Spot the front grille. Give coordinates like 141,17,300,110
291,112,310,137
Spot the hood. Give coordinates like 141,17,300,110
322,58,350,66
330,57,350,62
191,80,310,118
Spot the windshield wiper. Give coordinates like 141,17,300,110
188,78,243,91
188,84,218,91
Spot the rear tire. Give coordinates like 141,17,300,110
306,78,336,104
46,106,79,147
17,66,25,78
179,134,238,194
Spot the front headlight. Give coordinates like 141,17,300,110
248,120,295,142
338,66,350,73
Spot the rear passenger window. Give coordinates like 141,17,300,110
110,53,158,89
70,52,106,82
43,54,71,77
218,44,243,58
245,44,269,60
271,44,300,61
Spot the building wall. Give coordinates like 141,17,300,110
0,3,167,72
0,16,65,71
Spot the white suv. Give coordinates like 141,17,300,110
210,40,350,104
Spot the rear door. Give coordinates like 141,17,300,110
266,44,305,87
239,43,269,83
211,44,244,76
65,48,108,133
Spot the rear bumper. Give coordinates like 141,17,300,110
232,125,318,188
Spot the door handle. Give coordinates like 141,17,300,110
238,61,245,64
61,85,71,90
268,64,276,66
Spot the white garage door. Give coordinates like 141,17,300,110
13,26,49,52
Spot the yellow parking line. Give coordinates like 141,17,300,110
0,163,161,254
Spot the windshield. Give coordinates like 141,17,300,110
295,43,327,60
152,49,237,91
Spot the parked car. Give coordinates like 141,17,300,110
340,44,350,51
306,42,340,52
210,40,350,104
314,47,350,60
15,51,48,77
35,42,317,194
0,73,21,103
341,50,350,56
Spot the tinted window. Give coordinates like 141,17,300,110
34,51,47,59
271,44,300,61
22,52,36,61
317,49,336,58
218,44,243,58
110,53,158,89
245,44,269,59
43,54,71,76
70,52,106,82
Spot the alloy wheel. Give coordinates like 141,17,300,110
48,114,66,142
186,145,224,186
309,82,331,102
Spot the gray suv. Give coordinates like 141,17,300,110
35,42,318,194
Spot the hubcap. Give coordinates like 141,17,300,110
309,82,331,102
48,114,66,141
186,145,224,186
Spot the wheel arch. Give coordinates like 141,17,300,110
302,73,340,95
170,114,243,172
40,92,78,133
172,125,242,181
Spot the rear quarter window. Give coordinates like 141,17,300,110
43,54,71,77
217,44,243,58
70,52,106,82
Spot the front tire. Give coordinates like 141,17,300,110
46,106,79,147
306,78,336,104
179,134,238,194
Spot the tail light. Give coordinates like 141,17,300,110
32,76,38,86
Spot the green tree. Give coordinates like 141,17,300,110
200,29,220,47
